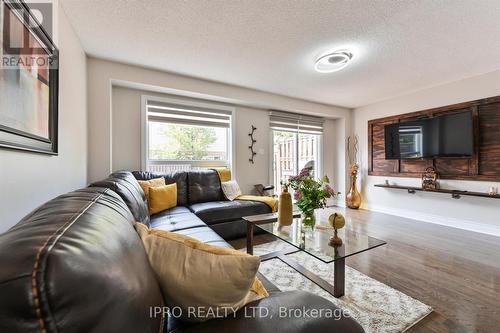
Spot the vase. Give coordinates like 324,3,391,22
278,188,293,226
346,175,362,209
301,210,316,230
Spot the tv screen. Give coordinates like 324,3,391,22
385,111,473,160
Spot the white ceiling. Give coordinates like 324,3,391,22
60,0,500,108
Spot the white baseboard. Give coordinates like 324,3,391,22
362,204,500,238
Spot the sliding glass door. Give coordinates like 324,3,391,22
273,130,321,193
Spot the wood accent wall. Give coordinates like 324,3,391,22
368,95,500,181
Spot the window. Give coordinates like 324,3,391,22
143,97,232,172
270,111,323,192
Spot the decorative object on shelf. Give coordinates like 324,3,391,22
385,179,390,186
488,186,498,196
248,125,257,164
328,213,345,246
0,1,59,155
422,167,439,190
277,182,293,226
283,169,339,230
346,135,362,209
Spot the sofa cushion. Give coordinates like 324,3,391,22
189,200,271,225
152,206,191,216
135,223,268,322
150,209,206,232
133,171,188,206
187,170,223,204
174,227,231,248
0,187,163,333
149,183,178,215
90,171,150,225
137,177,165,198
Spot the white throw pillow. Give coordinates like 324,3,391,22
221,180,242,201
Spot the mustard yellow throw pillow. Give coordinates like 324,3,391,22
138,177,165,198
148,183,177,215
135,223,268,322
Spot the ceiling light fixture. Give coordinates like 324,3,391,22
314,50,353,73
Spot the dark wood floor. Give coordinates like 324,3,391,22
230,208,500,333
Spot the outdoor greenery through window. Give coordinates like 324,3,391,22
145,97,232,172
148,123,228,161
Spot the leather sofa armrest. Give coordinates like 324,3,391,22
172,291,364,333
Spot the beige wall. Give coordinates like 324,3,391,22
353,70,500,236
111,87,272,193
0,4,87,232
89,58,351,196
232,106,271,194
110,86,346,196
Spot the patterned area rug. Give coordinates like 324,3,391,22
251,240,432,333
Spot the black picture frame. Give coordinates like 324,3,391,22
0,0,59,155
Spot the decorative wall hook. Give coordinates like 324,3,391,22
248,125,257,164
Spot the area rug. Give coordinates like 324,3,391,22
251,240,432,333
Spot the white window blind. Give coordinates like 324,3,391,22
269,110,324,134
147,100,232,128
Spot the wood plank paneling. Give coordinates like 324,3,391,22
478,102,500,175
434,159,469,176
371,122,389,160
400,160,433,174
371,121,398,173
368,95,500,181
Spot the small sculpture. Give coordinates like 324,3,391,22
488,186,498,196
422,167,439,190
328,213,345,246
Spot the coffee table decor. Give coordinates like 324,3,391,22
284,169,339,230
244,209,386,298
277,182,293,226
328,212,345,246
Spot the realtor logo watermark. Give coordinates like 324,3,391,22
1,0,57,69
149,305,351,321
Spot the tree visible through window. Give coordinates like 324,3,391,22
145,97,232,171
149,122,227,161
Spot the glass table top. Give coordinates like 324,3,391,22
254,210,386,263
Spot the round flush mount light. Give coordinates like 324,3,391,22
314,50,353,73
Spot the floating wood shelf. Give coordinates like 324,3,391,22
374,184,500,200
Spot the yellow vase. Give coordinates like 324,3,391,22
278,188,293,226
346,175,362,209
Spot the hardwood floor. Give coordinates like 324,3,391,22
230,208,500,333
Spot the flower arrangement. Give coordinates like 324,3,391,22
282,168,339,228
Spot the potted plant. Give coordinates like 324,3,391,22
284,169,339,229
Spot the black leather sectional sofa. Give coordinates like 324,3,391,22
131,169,271,240
0,170,364,333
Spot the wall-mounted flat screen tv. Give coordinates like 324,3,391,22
384,111,473,160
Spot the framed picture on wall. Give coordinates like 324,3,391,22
0,0,59,154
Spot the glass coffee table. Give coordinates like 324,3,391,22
243,209,386,298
